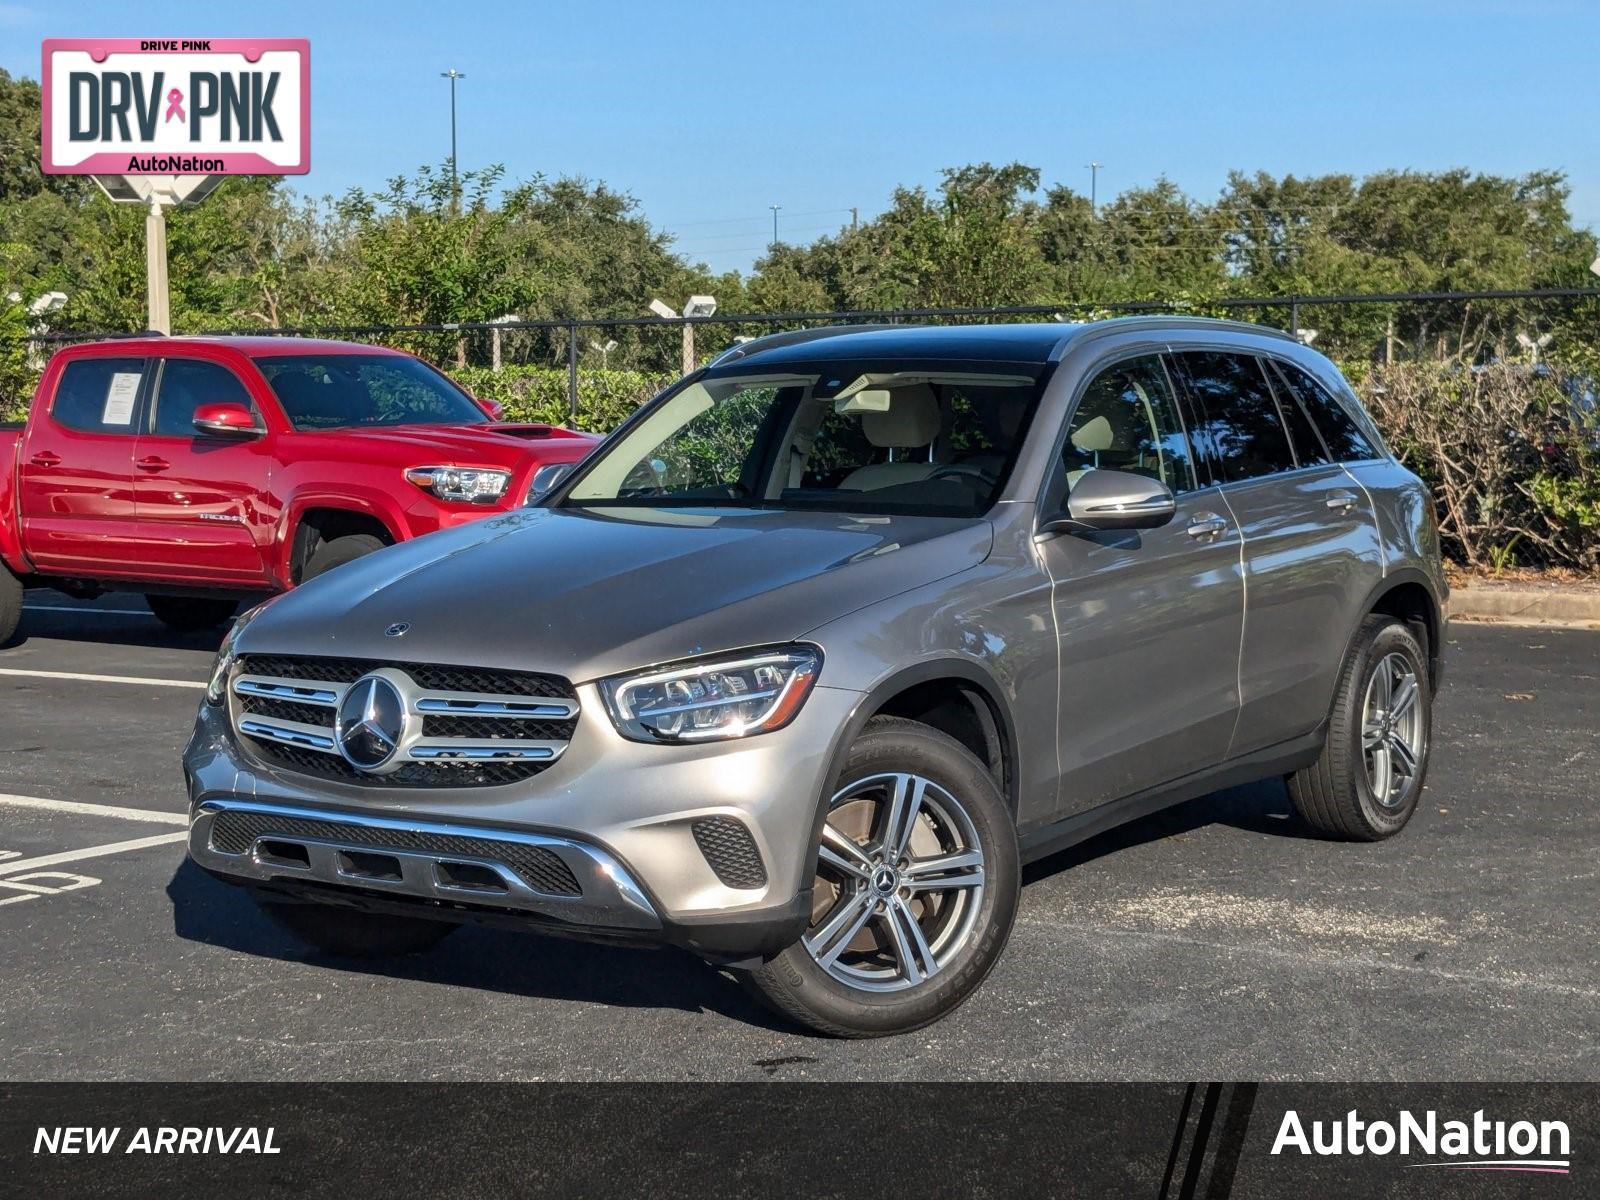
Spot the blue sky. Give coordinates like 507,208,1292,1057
9,1,1597,275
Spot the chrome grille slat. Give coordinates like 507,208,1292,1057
232,654,579,788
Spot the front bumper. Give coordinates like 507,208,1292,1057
183,681,862,961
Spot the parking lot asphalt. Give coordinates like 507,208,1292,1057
1,590,1595,1081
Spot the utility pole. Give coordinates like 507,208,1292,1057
850,206,858,231
441,69,466,199
769,204,781,251
1085,162,1102,215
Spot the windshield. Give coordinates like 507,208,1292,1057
255,354,487,431
563,360,1046,517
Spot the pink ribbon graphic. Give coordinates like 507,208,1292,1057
164,88,185,123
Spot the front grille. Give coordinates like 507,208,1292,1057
232,654,578,789
209,809,581,896
691,817,768,889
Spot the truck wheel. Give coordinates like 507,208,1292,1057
302,533,387,581
742,716,1019,1038
0,564,21,646
260,899,455,958
1288,614,1432,841
146,594,238,633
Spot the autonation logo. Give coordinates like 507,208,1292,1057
1272,1108,1571,1175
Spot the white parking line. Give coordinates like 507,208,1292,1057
22,605,153,618
0,793,187,826
0,667,205,689
0,832,188,877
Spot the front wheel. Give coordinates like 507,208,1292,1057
1289,614,1432,840
0,563,21,645
301,533,387,582
743,716,1019,1038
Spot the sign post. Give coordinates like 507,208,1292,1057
42,38,310,333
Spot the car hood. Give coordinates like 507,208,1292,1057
296,423,599,468
240,505,994,682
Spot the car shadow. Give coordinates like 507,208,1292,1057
1023,777,1321,884
7,593,231,653
164,859,791,1032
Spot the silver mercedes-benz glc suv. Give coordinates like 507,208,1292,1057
183,318,1445,1036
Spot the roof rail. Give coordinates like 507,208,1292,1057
1074,315,1297,343
708,323,902,367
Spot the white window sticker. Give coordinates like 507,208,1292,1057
101,372,141,426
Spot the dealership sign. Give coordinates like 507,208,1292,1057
42,38,309,175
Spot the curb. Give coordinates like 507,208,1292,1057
1448,583,1600,629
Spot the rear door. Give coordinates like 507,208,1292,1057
130,356,276,584
1036,352,1245,811
16,355,148,575
1170,348,1385,757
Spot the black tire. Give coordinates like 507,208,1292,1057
302,533,387,581
260,899,455,958
145,594,238,633
742,716,1019,1038
0,563,21,646
1289,614,1432,841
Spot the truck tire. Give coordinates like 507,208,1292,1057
1288,614,1432,841
260,899,455,958
0,563,21,646
146,594,238,633
302,533,387,582
742,716,1019,1038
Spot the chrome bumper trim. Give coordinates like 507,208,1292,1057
189,798,660,930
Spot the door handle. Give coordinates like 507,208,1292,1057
136,456,171,473
1325,489,1359,512
1186,513,1229,540
28,451,61,468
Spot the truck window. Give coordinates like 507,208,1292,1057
153,359,256,437
51,358,147,434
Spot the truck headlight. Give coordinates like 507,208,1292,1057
405,466,511,504
205,599,274,706
600,646,821,743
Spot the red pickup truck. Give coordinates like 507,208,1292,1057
0,336,600,643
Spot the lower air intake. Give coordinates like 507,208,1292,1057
691,817,768,890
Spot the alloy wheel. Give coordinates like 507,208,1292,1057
805,772,986,993
1360,651,1425,808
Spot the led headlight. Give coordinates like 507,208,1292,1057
205,598,274,706
601,647,821,743
405,465,511,504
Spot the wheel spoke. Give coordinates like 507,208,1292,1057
804,892,873,966
1389,676,1418,720
1374,659,1393,712
1368,742,1392,798
820,823,873,871
905,848,983,879
1361,720,1386,750
1388,732,1418,777
817,842,869,880
888,776,928,861
885,897,939,984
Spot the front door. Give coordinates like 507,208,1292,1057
1035,353,1245,813
130,357,276,585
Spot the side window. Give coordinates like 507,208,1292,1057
1175,351,1296,483
1260,360,1331,466
1271,361,1380,462
1060,355,1196,495
153,359,256,437
50,358,147,434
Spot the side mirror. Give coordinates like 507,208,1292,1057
1041,469,1176,533
192,402,261,438
475,396,506,421
525,461,574,503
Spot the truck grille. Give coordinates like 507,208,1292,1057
232,654,579,789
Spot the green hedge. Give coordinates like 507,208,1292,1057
448,366,673,433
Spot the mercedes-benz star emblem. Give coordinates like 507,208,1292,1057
335,675,406,771
385,622,410,638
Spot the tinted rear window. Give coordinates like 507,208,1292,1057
51,357,146,434
1271,360,1380,462
1173,351,1296,483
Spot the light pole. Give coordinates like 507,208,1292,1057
1085,162,1103,215
590,338,618,369
441,68,466,198
769,204,781,251
650,295,717,375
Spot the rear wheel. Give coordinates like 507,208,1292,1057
743,716,1019,1037
0,564,21,645
302,533,387,582
1289,614,1431,840
146,594,238,633
260,899,455,958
